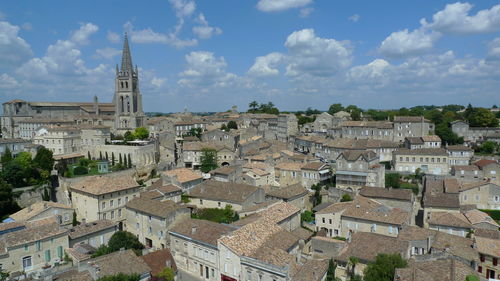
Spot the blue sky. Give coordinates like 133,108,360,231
1,0,499,112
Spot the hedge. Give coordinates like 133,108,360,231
479,209,500,221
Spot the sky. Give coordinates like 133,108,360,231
0,0,500,113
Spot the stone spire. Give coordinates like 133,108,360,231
120,33,133,74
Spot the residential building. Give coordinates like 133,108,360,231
276,114,298,142
459,181,500,209
427,212,473,237
174,120,206,137
211,166,238,182
162,168,203,191
0,219,69,275
0,138,31,157
17,119,75,139
125,197,190,250
187,180,265,212
475,159,500,185
139,248,177,278
33,126,81,156
274,162,303,187
265,183,310,211
8,201,74,226
393,148,449,175
403,135,441,149
69,174,142,228
315,196,410,239
451,120,500,143
335,120,394,141
476,236,500,279
395,258,477,281
201,129,240,151
169,219,235,281
241,163,274,187
463,209,499,230
451,165,482,181
335,150,385,191
141,179,183,203
321,138,399,163
447,145,473,166
301,162,331,188
422,178,461,228
68,219,118,248
359,186,415,214
182,141,235,168
393,116,434,143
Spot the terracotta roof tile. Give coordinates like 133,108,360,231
70,174,139,195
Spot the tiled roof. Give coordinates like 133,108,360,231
188,180,261,204
398,225,437,241
443,178,460,193
52,270,93,281
0,138,29,144
169,218,235,246
324,138,399,149
126,197,184,219
432,232,478,262
275,162,303,171
452,165,479,171
474,159,498,168
395,258,476,281
459,181,491,192
2,221,67,248
359,186,413,201
338,150,377,161
292,259,329,281
394,116,430,123
140,249,177,276
463,209,497,226
427,212,472,228
10,201,73,222
301,162,328,171
266,184,309,200
68,220,117,239
211,166,237,175
421,135,442,142
394,148,448,156
164,168,203,183
423,193,460,208
339,121,393,129
446,145,473,151
341,196,410,225
476,236,500,258
87,249,151,277
337,232,408,263
70,174,139,195
475,228,500,239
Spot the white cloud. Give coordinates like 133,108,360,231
257,0,313,12
487,37,500,61
95,47,122,59
0,73,19,89
124,21,197,48
348,14,360,22
248,52,284,76
168,0,196,18
0,21,33,70
348,59,389,80
422,2,500,34
178,51,236,88
284,29,352,77
299,7,314,18
151,77,167,88
379,28,441,58
70,23,98,45
192,13,222,39
107,31,121,43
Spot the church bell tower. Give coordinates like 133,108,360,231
114,33,145,133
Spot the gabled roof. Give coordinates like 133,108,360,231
126,198,185,219
394,148,448,156
70,174,139,195
188,180,261,204
337,150,377,162
359,186,413,201
337,232,408,263
301,162,329,171
169,218,235,247
474,159,498,169
266,184,309,200
427,212,472,229
164,168,203,183
10,201,73,222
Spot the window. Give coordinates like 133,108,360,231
478,266,482,273
36,241,41,251
480,254,485,262
24,244,29,251
110,200,114,207
322,218,325,223
200,199,203,205
22,256,32,270
148,227,152,234
389,226,393,234
329,219,332,224
111,211,115,219
44,250,51,262
494,258,498,266
118,209,122,217
102,202,106,209
148,215,152,222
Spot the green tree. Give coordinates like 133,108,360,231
465,275,480,281
341,194,353,202
157,267,175,281
72,210,78,226
188,127,202,138
107,231,144,255
328,103,344,115
385,173,400,189
301,210,314,223
119,154,123,165
124,131,135,142
468,108,499,127
134,127,149,140
96,273,140,281
363,253,407,281
478,141,496,154
123,155,128,168
42,187,50,201
435,123,463,145
128,154,132,168
111,153,115,166
349,275,362,281
100,151,103,160
0,178,21,220
220,124,228,132
200,148,218,173
326,258,337,281
1,147,12,169
2,152,33,187
227,120,238,130
249,101,259,111
88,151,92,160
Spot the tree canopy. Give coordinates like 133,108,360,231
363,253,407,281
200,148,218,173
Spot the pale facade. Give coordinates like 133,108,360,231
33,126,81,156
335,151,385,191
393,148,449,175
460,182,500,209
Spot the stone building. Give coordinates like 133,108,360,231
125,197,190,250
451,120,500,143
335,150,385,191
276,114,298,142
393,148,449,175
67,219,118,249
69,174,142,229
446,145,473,166
0,138,31,157
393,116,434,143
8,201,74,226
201,129,240,151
